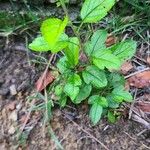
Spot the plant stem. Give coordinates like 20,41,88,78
59,0,83,50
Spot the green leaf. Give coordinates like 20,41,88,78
55,85,63,96
64,37,80,66
112,87,133,103
107,95,120,108
80,0,116,23
92,50,121,70
41,17,68,48
110,40,137,62
56,57,71,74
68,74,82,86
85,30,107,56
88,95,108,107
89,101,103,125
29,36,51,51
64,83,79,101
59,95,67,108
107,111,116,123
108,72,125,88
82,65,107,88
75,83,92,104
64,74,82,102
51,33,69,53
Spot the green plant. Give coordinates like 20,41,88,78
29,0,137,125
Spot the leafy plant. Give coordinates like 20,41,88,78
29,0,137,125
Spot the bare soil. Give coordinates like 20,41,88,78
0,46,150,150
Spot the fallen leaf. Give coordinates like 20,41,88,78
121,61,133,74
35,71,55,92
147,57,150,65
137,102,150,113
106,35,117,47
6,101,17,111
128,71,150,88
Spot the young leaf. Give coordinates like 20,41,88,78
64,83,79,101
41,17,68,48
59,95,67,108
82,65,107,88
68,74,82,86
55,85,63,96
112,86,133,103
64,37,80,66
110,40,137,62
107,95,120,108
85,30,107,56
29,36,51,51
51,33,69,53
89,102,103,125
107,111,116,123
75,83,92,104
64,74,82,102
92,50,121,70
80,0,116,23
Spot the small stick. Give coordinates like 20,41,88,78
21,54,54,132
63,114,109,150
125,67,150,79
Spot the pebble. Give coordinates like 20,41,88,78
8,126,16,135
9,84,17,95
9,110,18,121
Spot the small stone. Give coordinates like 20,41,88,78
8,126,16,135
10,84,17,95
9,110,18,121
6,101,16,111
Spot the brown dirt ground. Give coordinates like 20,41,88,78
0,42,150,150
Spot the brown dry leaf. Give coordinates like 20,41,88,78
6,101,17,111
146,57,150,65
106,35,117,47
128,71,150,88
35,71,55,92
121,61,133,74
137,102,150,113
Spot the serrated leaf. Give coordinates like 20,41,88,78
82,65,107,88
80,0,116,23
88,95,108,107
108,72,125,88
41,17,68,48
29,36,51,51
64,37,80,66
112,87,133,102
75,83,92,104
85,30,107,56
88,95,99,104
64,83,79,101
89,102,103,125
110,40,137,62
57,57,71,74
92,50,121,70
64,73,82,102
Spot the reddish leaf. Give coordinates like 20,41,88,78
121,61,133,74
106,35,117,47
137,102,150,113
128,71,150,88
35,71,55,92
